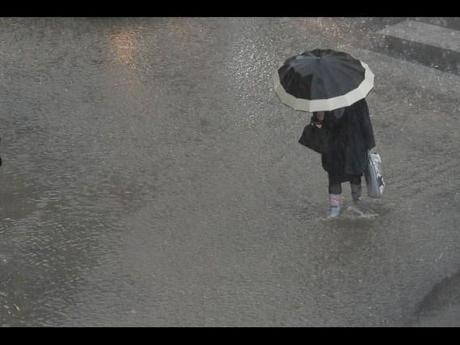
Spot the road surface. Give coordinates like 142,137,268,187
0,17,459,326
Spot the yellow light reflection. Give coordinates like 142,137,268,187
110,30,138,66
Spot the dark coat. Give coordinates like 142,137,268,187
319,99,376,183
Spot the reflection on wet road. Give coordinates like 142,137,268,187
0,18,459,326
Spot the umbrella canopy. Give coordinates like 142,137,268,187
273,49,374,112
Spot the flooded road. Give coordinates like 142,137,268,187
0,17,459,326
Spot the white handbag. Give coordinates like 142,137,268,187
365,151,385,198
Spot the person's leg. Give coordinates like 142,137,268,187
328,183,342,195
328,175,343,218
350,175,362,203
348,174,372,215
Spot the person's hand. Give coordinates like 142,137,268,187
312,112,325,128
312,116,323,128
313,121,323,128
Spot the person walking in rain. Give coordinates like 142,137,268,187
311,99,375,217
274,49,378,218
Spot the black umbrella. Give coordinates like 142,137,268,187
274,49,374,112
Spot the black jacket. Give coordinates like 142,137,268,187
319,99,375,182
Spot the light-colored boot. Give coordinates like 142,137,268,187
328,194,343,218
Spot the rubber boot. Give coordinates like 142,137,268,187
349,183,368,215
351,183,362,203
328,194,343,218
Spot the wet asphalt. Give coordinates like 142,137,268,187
0,17,459,326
